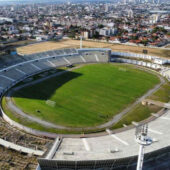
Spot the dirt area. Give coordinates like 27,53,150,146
17,39,170,58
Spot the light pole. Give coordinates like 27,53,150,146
80,36,83,49
135,124,152,170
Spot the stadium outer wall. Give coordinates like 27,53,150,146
37,145,170,170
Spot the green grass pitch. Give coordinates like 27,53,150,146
12,63,160,128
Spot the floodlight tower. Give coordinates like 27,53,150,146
80,36,83,49
135,124,152,170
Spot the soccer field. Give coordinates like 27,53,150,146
12,64,160,128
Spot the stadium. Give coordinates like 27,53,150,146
0,40,170,169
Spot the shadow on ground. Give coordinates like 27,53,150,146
9,69,83,100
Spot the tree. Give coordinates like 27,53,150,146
141,40,148,46
98,24,104,29
92,32,100,39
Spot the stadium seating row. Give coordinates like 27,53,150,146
0,117,52,151
111,51,170,65
0,145,37,169
0,48,110,95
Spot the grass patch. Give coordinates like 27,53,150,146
14,67,69,87
112,104,161,129
112,81,170,130
149,82,170,103
2,97,105,134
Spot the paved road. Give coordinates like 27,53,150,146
5,65,165,131
96,73,165,129
6,66,84,130
143,99,170,109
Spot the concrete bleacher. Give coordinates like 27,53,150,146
63,55,84,64
0,55,26,69
0,145,38,169
0,115,52,150
0,48,109,72
15,63,40,75
32,60,52,70
0,48,99,93
161,68,170,81
53,50,61,56
96,52,109,62
111,58,162,70
80,53,97,63
0,138,43,156
78,49,109,63
111,51,170,65
49,57,68,67
1,69,23,81
0,75,13,88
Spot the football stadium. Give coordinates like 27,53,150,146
0,41,170,169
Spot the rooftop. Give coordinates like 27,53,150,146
53,109,170,161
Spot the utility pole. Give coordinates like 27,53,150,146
80,36,83,49
135,124,152,170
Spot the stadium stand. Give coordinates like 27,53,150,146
0,145,37,169
78,50,98,63
32,60,52,70
0,117,52,151
0,47,170,169
0,69,23,81
161,68,170,81
0,48,110,97
111,51,170,65
64,54,85,64
15,63,40,75
0,75,13,88
49,57,68,67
